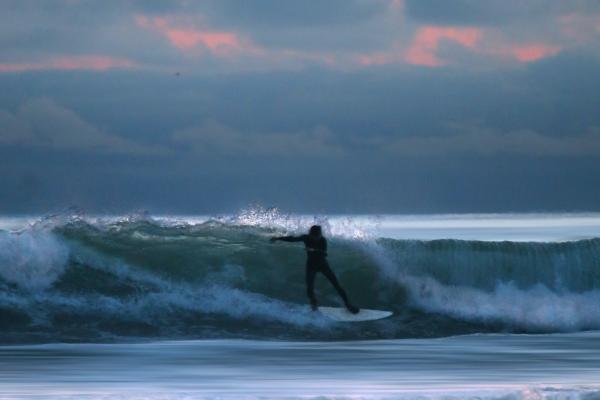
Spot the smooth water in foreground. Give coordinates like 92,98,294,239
3,333,600,399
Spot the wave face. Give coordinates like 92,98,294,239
2,211,600,343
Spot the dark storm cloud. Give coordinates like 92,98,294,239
201,0,399,53
201,0,386,27
3,54,600,160
403,0,599,26
2,0,598,71
0,1,142,64
1,1,600,213
0,0,393,59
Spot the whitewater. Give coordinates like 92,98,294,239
2,209,600,399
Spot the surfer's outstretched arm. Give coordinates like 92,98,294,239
270,235,306,243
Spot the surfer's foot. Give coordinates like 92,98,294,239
346,304,360,314
310,303,318,311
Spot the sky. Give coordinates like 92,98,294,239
1,0,600,214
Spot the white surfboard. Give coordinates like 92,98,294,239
318,306,393,322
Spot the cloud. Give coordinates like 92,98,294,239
380,125,600,157
197,0,388,28
359,32,561,67
0,55,135,73
404,25,482,66
135,15,257,57
170,118,600,160
504,44,561,63
403,0,594,26
172,120,342,157
559,13,600,44
1,1,596,73
0,98,163,155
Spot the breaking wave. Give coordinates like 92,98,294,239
2,209,600,343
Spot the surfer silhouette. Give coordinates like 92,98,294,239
270,225,360,314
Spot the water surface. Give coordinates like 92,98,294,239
2,333,600,399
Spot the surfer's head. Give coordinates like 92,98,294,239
309,225,322,237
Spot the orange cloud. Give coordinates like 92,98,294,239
405,26,482,66
0,56,134,73
136,15,253,57
507,44,561,62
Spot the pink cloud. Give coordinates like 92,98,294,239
405,26,482,66
507,44,561,62
136,15,253,57
357,52,395,66
0,56,134,73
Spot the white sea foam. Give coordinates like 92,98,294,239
0,230,69,290
365,239,600,331
59,243,331,329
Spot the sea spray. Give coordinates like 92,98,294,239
0,230,69,290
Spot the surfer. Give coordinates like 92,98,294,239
270,225,360,314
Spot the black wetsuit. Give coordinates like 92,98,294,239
276,234,353,310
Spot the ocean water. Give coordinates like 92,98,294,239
2,209,600,398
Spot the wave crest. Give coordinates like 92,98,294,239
1,213,600,342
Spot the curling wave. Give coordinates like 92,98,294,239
1,212,600,343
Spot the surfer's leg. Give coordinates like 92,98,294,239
305,267,318,310
320,264,359,314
